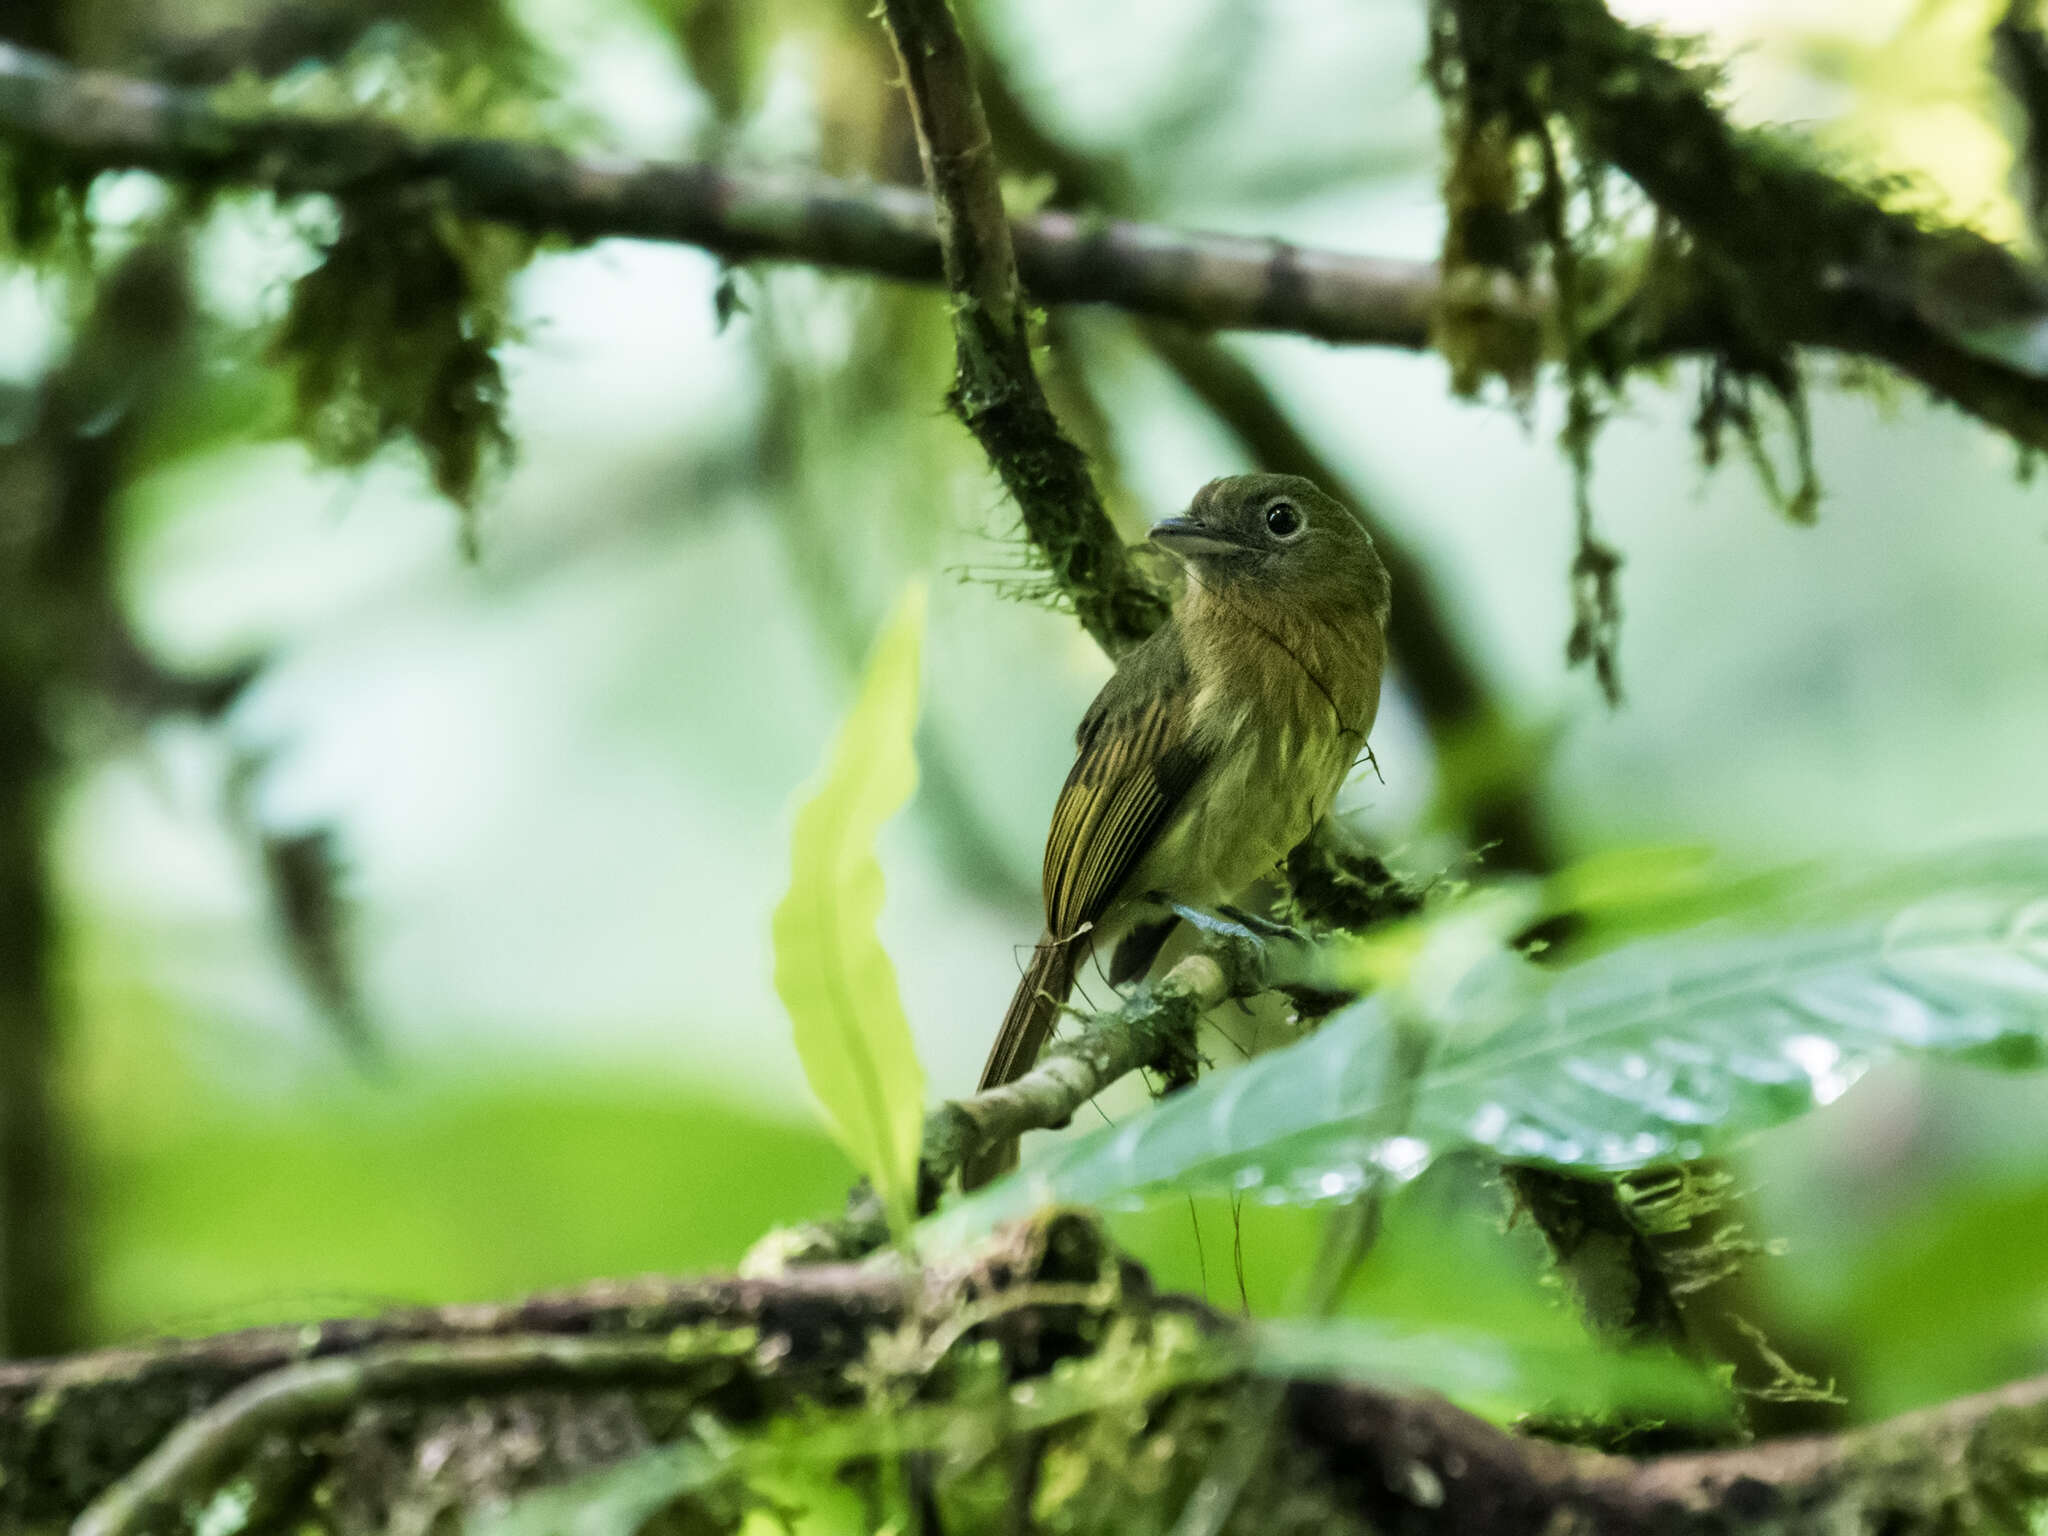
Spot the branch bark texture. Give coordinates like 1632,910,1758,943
4,32,2048,467
11,1217,2048,1536
0,1263,914,1528
0,42,1441,349
873,0,1164,652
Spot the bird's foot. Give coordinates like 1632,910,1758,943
1166,901,1307,948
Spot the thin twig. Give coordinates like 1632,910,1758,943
765,937,1282,1264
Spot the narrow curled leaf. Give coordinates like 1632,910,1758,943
774,582,929,1238
927,848,2048,1244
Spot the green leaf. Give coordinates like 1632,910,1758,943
927,848,2048,1244
773,582,929,1240
1252,1317,1723,1425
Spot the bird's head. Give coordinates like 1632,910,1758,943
1149,473,1391,629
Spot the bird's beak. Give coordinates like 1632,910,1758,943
1148,517,1251,558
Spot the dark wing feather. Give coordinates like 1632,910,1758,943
1041,638,1209,939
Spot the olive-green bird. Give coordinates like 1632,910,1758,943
965,473,1392,1187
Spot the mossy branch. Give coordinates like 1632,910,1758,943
69,1335,756,1536
760,847,1426,1267
874,0,1164,652
8,32,2048,475
765,937,1283,1265
0,43,1441,352
1436,0,2048,455
13,1213,2048,1535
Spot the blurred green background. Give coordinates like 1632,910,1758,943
8,0,2048,1429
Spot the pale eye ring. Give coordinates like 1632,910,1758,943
1265,500,1303,538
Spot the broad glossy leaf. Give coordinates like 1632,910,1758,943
926,854,2048,1244
774,582,928,1240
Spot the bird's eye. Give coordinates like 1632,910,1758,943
1264,500,1302,538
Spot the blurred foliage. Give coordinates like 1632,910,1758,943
1782,0,2022,242
85,1071,853,1336
64,918,855,1334
0,150,90,266
1783,1161,2048,1415
38,0,539,88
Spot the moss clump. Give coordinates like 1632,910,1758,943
1426,0,1872,697
273,199,533,550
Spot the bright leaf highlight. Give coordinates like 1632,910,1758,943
773,581,929,1240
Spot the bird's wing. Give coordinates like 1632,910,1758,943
1041,647,1210,940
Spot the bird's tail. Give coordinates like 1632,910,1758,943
961,932,1078,1189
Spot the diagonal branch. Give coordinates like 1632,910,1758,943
872,0,1164,652
1438,0,2048,455
766,935,1284,1264
769,851,1422,1266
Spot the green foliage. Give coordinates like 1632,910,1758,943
85,1074,853,1335
463,1297,1403,1536
773,581,930,1241
271,201,533,548
1254,1316,1719,1424
669,0,773,125
929,847,2048,1243
0,146,89,266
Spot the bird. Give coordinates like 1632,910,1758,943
963,473,1392,1188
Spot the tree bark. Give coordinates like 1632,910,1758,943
10,1216,2048,1536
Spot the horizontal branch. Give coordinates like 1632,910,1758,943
0,41,1438,351
0,1263,912,1528
70,1334,750,1536
1287,1364,2048,1535
12,1210,2048,1535
7,38,2048,459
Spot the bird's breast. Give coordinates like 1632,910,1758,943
1128,624,1376,910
